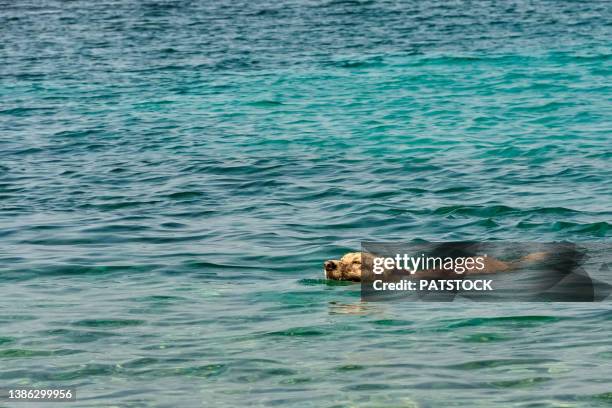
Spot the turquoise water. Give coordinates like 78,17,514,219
1,0,611,406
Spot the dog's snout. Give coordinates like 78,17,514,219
324,261,337,272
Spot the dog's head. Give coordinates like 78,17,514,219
324,252,369,281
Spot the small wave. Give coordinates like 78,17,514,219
0,348,80,358
0,106,55,116
330,56,385,69
446,315,561,329
317,0,375,7
462,333,512,343
552,221,610,236
166,191,205,200
589,392,612,402
433,205,516,217
265,327,328,337
0,337,15,346
447,358,557,370
490,376,552,388
71,319,145,329
246,100,284,107
433,205,584,218
343,383,392,391
41,329,118,343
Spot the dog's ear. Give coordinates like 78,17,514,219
360,252,375,264
359,252,376,273
345,262,363,281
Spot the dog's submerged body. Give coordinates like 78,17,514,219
324,251,547,281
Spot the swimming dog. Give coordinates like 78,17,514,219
324,251,548,281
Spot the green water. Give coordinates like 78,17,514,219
1,0,611,406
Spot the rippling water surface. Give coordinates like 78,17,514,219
1,0,611,406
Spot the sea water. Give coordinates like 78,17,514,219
1,0,611,406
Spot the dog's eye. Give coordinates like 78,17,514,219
353,260,361,264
